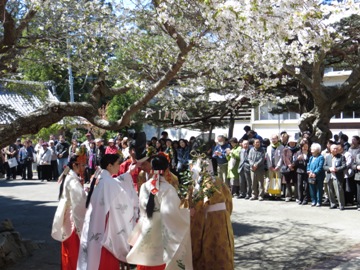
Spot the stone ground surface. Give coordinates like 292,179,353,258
1,176,360,270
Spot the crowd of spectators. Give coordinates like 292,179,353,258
212,126,360,211
1,128,358,212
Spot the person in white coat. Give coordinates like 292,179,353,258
38,142,52,181
51,155,87,270
126,155,193,270
77,154,135,270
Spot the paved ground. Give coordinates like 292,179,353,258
1,176,360,269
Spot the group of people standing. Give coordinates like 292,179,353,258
213,127,360,211
51,131,234,270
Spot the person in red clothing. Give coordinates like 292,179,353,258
51,155,87,270
118,142,141,192
105,139,118,154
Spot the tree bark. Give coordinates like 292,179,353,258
298,108,333,148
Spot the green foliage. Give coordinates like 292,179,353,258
35,123,63,141
106,90,143,132
178,156,218,206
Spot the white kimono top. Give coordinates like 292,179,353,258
116,172,139,228
77,169,133,270
51,170,87,242
126,176,193,269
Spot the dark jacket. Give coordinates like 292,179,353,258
293,150,310,174
238,148,251,173
323,154,346,182
353,153,360,181
96,145,105,166
55,141,70,159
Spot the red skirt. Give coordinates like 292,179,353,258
137,264,166,270
98,246,120,270
61,230,79,270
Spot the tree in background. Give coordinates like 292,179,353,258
0,0,359,148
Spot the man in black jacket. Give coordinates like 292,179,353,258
55,135,70,175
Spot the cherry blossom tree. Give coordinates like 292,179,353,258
0,0,359,148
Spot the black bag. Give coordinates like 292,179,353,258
280,165,291,175
308,177,316,184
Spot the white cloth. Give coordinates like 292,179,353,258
122,147,130,160
77,169,133,270
35,145,43,165
344,151,354,178
39,148,52,165
51,170,87,242
116,172,139,228
126,176,193,269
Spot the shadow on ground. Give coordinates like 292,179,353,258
232,219,355,270
0,182,60,270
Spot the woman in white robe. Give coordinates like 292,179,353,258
126,155,193,270
51,155,87,270
77,154,135,270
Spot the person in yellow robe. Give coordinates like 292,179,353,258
190,158,234,270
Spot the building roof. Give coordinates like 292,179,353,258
323,70,352,77
0,85,58,124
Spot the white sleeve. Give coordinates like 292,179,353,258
68,178,87,236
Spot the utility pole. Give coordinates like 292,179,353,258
67,38,74,102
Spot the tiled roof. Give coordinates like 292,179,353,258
0,85,58,124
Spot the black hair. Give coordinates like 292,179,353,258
262,138,270,147
86,154,120,208
340,134,348,142
229,137,238,144
178,139,187,147
58,155,79,200
100,154,120,169
146,155,169,219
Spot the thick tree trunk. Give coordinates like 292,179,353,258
228,112,234,139
298,107,332,149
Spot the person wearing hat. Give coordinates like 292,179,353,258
281,136,299,202
105,138,118,155
95,138,105,166
126,155,192,269
81,132,93,152
51,155,87,270
189,153,234,270
39,142,52,181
